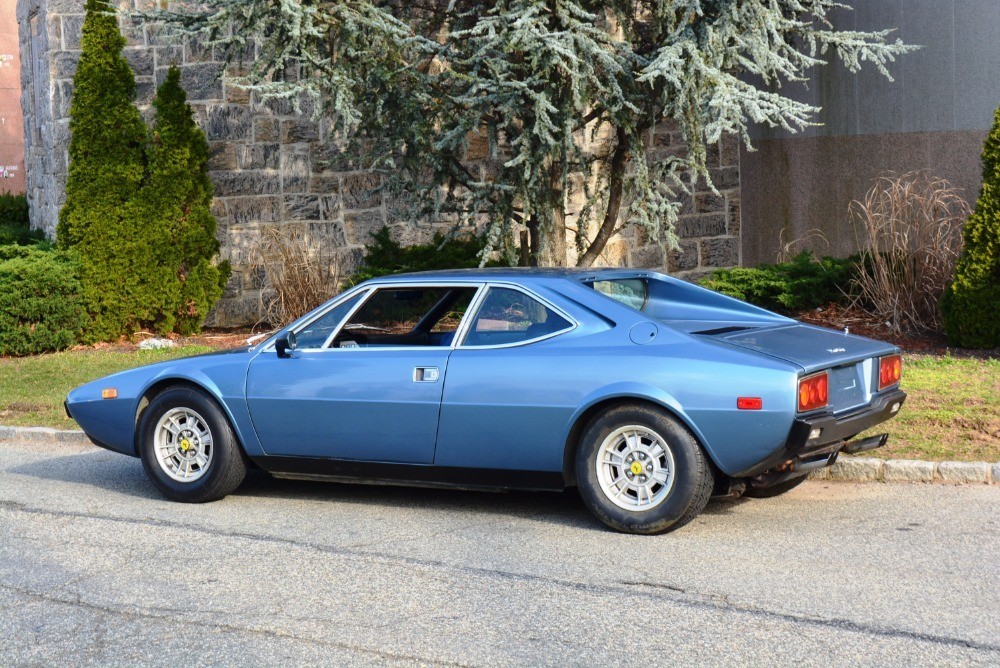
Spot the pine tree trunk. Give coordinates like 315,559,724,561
578,126,628,268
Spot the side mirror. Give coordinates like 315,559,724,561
275,330,297,358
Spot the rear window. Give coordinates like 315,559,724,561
588,279,648,312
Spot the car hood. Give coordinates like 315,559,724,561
697,323,898,373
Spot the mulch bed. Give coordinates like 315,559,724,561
792,303,999,359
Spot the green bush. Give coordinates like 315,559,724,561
137,65,229,335
349,227,498,284
698,251,856,312
58,1,227,340
942,106,1000,348
0,246,88,356
0,192,44,246
58,0,149,341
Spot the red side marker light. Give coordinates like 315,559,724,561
737,397,763,410
878,354,902,390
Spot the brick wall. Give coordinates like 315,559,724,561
18,0,741,327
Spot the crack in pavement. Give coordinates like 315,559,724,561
0,582,472,667
3,500,999,656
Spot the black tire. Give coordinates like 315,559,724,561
137,386,247,503
744,474,809,499
575,404,714,535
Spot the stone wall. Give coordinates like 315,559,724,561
18,0,742,327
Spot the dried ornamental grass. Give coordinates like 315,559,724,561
247,226,340,328
850,172,969,335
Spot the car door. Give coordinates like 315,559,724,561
246,284,481,463
434,285,581,471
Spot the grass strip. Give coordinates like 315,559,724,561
861,355,998,462
0,346,213,430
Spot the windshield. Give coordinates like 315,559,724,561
587,279,648,312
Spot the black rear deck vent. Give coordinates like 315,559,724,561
694,326,754,336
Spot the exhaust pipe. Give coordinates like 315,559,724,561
842,433,889,454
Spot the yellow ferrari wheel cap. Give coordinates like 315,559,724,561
630,461,644,475
180,439,191,452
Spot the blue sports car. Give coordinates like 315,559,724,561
66,269,905,534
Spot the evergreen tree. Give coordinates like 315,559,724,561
143,66,230,335
146,1,914,266
59,0,153,339
942,107,1000,348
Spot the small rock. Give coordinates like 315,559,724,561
139,338,176,350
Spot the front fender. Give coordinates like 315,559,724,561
130,367,263,458
66,351,261,458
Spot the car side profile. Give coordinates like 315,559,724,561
66,268,906,534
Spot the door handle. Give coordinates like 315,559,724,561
413,367,440,382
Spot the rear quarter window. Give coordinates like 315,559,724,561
589,279,648,312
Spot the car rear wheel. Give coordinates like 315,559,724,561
138,387,247,503
575,404,713,534
744,473,809,498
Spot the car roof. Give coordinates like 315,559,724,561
367,267,668,284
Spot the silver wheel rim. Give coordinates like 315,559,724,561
153,407,214,483
595,425,675,511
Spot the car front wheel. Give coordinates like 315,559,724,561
576,404,713,534
138,387,247,503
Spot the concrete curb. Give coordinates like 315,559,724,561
1,425,997,485
0,425,91,445
810,457,998,485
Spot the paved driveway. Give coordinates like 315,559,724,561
2,441,998,666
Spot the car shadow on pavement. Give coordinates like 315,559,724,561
11,449,741,531
233,469,602,531
9,449,164,500
9,450,604,531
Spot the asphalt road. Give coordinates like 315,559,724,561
1,440,998,667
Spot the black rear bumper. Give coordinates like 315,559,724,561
737,388,907,478
786,388,907,453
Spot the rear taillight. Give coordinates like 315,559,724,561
879,354,902,390
798,372,828,412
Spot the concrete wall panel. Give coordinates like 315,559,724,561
741,130,987,266
743,0,999,265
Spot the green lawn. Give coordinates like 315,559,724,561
860,355,999,463
0,348,996,463
0,346,212,430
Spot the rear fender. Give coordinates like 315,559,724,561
563,382,721,478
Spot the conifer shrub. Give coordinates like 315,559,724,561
140,66,229,335
58,0,227,340
698,252,856,312
942,107,1000,348
349,227,499,284
0,192,43,245
58,0,150,341
0,246,87,356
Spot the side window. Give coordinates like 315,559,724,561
334,286,478,348
463,287,572,347
295,292,365,349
